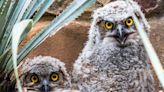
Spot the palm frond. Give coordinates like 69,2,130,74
32,0,54,24
21,0,44,20
0,0,12,54
0,0,55,71
12,19,33,92
1,0,29,51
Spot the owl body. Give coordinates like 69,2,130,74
73,43,155,92
73,0,155,92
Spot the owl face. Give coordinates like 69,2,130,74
22,67,66,92
19,56,70,92
91,0,150,47
96,16,142,47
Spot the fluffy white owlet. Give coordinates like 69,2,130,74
72,0,156,92
18,56,77,92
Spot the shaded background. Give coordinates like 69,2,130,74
20,0,164,89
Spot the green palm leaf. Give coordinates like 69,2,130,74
0,0,55,74
0,0,12,54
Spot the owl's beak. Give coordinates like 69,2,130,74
40,80,50,92
114,25,129,44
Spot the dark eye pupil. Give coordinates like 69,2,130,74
33,77,36,80
53,75,56,78
128,20,131,23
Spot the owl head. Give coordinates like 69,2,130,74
87,0,150,48
18,56,71,92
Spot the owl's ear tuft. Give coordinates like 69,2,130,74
59,66,69,80
58,66,71,87
95,17,103,25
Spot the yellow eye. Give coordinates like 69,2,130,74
50,73,59,81
125,18,134,27
31,75,39,83
105,21,113,29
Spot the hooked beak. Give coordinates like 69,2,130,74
113,25,133,45
40,80,50,92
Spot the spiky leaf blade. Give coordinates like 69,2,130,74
21,0,44,20
6,20,33,71
0,48,11,72
12,19,33,92
32,0,54,24
0,0,12,53
0,0,31,53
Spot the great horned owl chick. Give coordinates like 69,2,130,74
18,56,72,92
72,0,156,92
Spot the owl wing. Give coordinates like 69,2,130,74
128,69,156,92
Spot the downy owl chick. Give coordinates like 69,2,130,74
18,56,71,92
72,0,156,92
